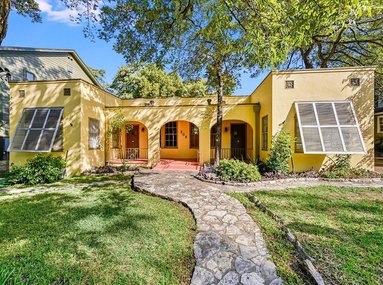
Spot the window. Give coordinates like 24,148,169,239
0,137,9,160
190,123,199,148
262,116,268,150
165,121,177,147
295,101,365,154
19,90,25,98
24,70,36,81
295,116,303,153
377,116,383,133
9,108,63,152
64,88,71,96
89,118,100,149
285,80,294,89
350,78,360,87
210,125,217,148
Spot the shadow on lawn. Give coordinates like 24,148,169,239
0,184,156,250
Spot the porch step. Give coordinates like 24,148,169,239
153,159,200,171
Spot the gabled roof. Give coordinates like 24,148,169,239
0,46,101,87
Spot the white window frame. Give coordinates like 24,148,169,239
9,107,63,152
377,115,383,133
295,100,366,154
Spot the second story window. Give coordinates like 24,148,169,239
24,70,36,81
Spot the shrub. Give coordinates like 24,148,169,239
218,159,261,182
7,154,66,185
267,130,293,174
321,155,351,178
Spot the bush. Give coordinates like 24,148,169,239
267,130,293,174
7,155,66,185
218,159,261,182
321,155,351,178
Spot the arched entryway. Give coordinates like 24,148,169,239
155,120,200,170
210,120,254,162
109,121,148,164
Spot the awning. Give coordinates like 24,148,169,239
295,101,366,154
9,107,63,152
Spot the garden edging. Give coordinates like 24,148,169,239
245,194,326,285
194,174,382,187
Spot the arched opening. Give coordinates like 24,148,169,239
155,120,200,170
210,120,254,162
109,121,148,164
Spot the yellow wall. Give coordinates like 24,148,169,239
9,80,117,175
271,67,375,171
8,67,375,175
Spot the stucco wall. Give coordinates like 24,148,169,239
271,67,375,171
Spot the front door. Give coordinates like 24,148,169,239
231,124,246,160
126,125,140,159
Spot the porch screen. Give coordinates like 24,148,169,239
295,101,365,154
9,107,63,152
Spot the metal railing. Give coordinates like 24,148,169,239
110,148,148,160
210,148,253,161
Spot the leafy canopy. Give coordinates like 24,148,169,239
110,63,209,98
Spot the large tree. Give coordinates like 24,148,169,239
111,63,209,98
285,0,382,69
98,0,292,165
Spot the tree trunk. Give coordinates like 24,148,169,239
214,67,224,167
0,0,11,45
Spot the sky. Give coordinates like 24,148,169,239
3,0,269,95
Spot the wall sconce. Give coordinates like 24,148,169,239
224,127,228,133
141,127,145,132
207,98,212,105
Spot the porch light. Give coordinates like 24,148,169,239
141,127,145,132
224,127,228,133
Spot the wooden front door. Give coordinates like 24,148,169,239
126,125,139,149
231,124,246,159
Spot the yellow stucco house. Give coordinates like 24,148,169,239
7,66,375,176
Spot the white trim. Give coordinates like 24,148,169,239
295,100,366,155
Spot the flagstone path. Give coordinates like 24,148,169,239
133,170,282,285
133,170,383,285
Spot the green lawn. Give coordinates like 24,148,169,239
0,177,196,285
232,186,383,285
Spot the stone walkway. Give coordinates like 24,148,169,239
134,170,383,285
134,171,282,285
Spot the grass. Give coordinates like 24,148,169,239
0,178,196,285
2,174,131,189
232,186,383,285
228,193,314,285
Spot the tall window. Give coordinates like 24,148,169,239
190,123,199,148
165,121,177,147
295,116,303,153
89,118,100,149
210,124,217,148
262,116,268,150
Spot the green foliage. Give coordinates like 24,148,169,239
111,63,209,98
321,155,351,178
107,112,131,135
267,130,293,174
320,154,377,179
218,159,261,182
87,66,107,86
7,154,66,185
